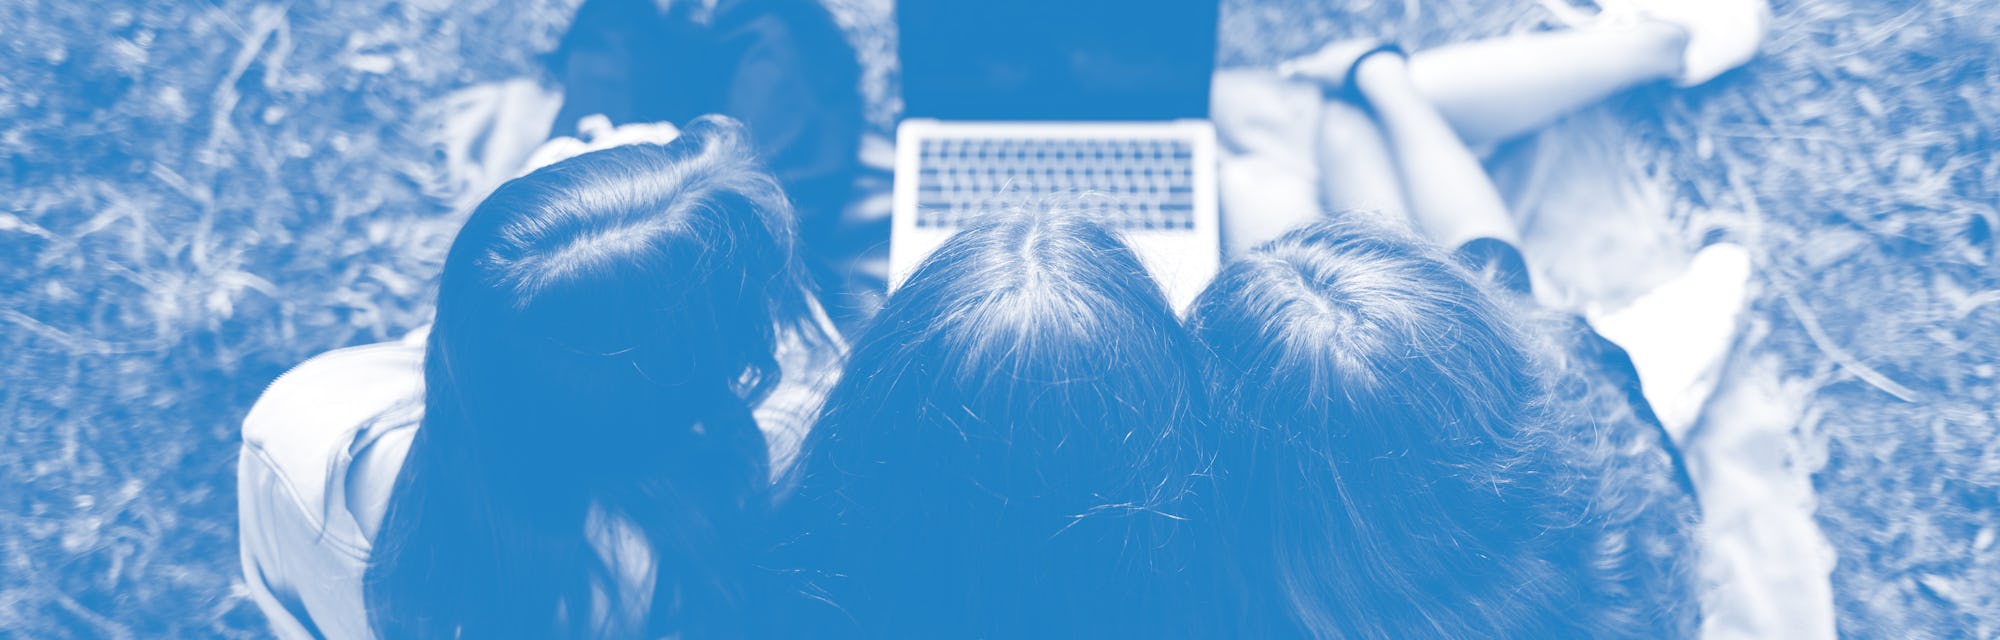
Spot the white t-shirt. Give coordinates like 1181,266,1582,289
237,325,839,638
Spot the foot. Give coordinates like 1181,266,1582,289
1593,0,1773,86
1586,242,1753,437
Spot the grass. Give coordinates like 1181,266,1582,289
1649,2,2000,635
0,2,579,636
1,0,1993,636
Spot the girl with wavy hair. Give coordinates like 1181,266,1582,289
1192,41,1715,638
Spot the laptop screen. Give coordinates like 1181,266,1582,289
898,0,1220,122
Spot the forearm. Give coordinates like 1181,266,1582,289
1402,22,1686,147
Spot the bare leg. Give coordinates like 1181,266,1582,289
1218,85,1411,254
1213,70,1333,256
1406,21,1689,148
1352,54,1519,249
1348,52,1758,444
1315,99,1409,222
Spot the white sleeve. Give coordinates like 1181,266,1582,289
238,447,334,640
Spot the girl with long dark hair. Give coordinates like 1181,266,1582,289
238,117,839,638
768,210,1232,638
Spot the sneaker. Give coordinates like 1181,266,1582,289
1586,242,1753,437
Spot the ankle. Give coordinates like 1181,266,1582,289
1351,53,1415,103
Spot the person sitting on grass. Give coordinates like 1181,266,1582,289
1219,0,1768,434
1194,217,1705,638
1187,20,1766,634
766,210,1236,638
237,116,841,639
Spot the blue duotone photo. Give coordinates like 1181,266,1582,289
2,0,1993,637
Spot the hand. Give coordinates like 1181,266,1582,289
519,115,683,175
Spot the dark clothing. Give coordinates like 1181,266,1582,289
552,0,869,320
897,0,1220,121
1452,237,1700,499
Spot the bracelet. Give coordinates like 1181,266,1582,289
1339,42,1409,104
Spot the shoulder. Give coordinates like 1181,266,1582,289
241,339,426,540
244,339,425,456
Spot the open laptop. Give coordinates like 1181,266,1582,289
890,0,1222,311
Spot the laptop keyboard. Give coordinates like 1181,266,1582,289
915,137,1197,230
